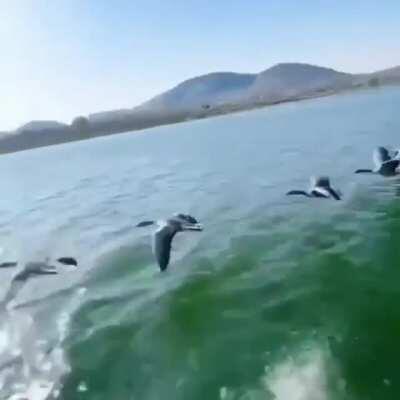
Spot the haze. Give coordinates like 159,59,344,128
1,0,400,131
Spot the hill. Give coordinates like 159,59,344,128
1,63,399,154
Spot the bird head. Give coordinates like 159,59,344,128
136,220,155,228
180,221,203,232
56,257,78,267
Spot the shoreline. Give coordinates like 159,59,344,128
0,83,397,156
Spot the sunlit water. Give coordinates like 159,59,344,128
1,87,400,400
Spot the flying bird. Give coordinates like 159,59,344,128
1,257,78,306
355,146,400,176
136,213,203,271
286,176,341,200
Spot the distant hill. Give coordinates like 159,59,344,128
141,72,256,111
16,120,69,133
139,63,359,111
1,62,399,154
370,66,400,84
249,63,354,100
0,121,75,154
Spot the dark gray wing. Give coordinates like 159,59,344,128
153,225,178,271
373,147,391,168
327,187,341,200
379,159,400,176
0,262,18,268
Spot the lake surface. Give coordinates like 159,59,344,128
1,87,400,400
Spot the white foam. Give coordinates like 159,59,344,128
77,286,87,296
8,379,54,400
263,348,328,400
0,328,9,353
77,381,88,392
219,386,228,399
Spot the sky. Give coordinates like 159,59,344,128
1,0,400,131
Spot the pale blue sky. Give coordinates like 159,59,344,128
1,0,400,130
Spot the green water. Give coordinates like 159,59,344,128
1,87,400,399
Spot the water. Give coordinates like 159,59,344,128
1,87,400,399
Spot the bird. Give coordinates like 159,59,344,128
136,213,203,271
286,176,341,200
15,257,77,279
355,146,400,176
0,257,77,275
1,257,78,306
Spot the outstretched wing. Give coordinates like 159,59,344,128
153,225,177,271
0,262,18,268
327,187,341,201
373,147,391,169
286,190,309,197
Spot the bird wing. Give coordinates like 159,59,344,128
326,187,341,200
380,159,400,175
1,276,26,305
311,187,330,198
373,147,391,168
153,225,177,271
0,262,18,268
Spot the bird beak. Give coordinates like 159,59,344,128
183,223,203,231
37,266,58,275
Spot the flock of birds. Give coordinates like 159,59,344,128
287,146,400,200
1,146,399,305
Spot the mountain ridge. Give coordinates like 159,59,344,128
1,62,399,154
